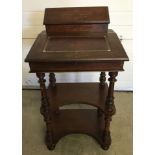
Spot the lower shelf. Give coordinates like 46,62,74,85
47,82,108,112
45,83,109,149
49,109,105,147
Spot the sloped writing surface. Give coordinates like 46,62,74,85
44,36,111,53
25,30,129,63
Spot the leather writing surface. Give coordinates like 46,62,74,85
44,36,111,53
25,30,129,63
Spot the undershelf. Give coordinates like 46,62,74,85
50,109,105,146
47,82,108,111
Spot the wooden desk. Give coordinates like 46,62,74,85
25,29,128,150
25,6,128,151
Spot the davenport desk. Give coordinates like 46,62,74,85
25,7,129,150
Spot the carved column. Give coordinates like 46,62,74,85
36,73,49,121
98,72,106,116
49,73,56,87
49,73,59,115
36,73,55,150
102,72,118,150
100,72,106,85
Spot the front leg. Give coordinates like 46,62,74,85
102,72,118,150
36,73,55,150
49,73,56,87
98,72,106,117
36,73,49,121
45,125,56,150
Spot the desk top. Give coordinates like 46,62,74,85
25,30,129,63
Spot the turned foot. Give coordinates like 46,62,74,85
46,143,56,150
102,131,111,150
45,132,55,150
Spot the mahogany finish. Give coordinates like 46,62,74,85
50,109,106,148
45,24,108,36
47,83,108,112
25,6,129,150
44,7,109,24
102,72,118,149
100,72,106,85
44,7,109,36
49,73,56,87
25,30,128,64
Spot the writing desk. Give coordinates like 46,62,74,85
25,29,128,150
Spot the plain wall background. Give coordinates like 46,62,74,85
22,0,133,90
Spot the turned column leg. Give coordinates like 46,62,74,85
36,73,49,119
36,73,55,150
49,73,56,87
49,73,59,115
100,72,106,86
102,72,118,150
98,72,106,116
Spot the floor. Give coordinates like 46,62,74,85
22,90,132,155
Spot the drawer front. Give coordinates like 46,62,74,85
29,61,124,72
46,24,108,36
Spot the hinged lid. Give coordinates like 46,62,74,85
43,7,110,25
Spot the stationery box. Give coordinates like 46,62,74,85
43,7,110,36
